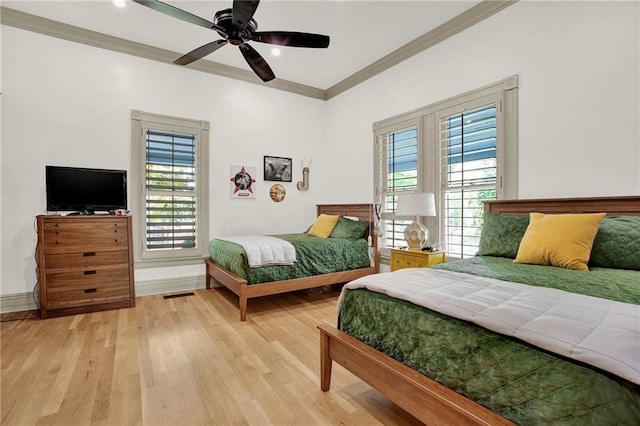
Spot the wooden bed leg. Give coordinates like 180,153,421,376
319,324,333,391
205,259,212,289
239,295,247,322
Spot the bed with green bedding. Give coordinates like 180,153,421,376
206,203,380,321
319,196,640,425
338,257,640,425
209,233,371,284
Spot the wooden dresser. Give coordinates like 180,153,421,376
36,215,135,318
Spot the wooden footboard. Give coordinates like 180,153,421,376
206,259,377,321
318,324,513,426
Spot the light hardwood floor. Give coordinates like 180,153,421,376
1,288,421,426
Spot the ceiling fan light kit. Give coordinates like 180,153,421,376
132,0,330,82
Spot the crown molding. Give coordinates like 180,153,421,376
325,0,517,100
0,6,327,100
1,1,517,101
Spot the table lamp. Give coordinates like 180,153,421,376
395,192,436,250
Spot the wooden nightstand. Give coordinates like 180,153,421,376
390,248,445,272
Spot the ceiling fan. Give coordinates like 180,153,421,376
132,0,330,82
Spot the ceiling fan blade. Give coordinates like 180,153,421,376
251,31,330,48
173,40,229,66
232,0,260,29
132,0,222,31
239,44,275,82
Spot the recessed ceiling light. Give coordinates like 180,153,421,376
113,0,126,8
271,48,281,57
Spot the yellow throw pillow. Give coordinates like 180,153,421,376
514,212,606,271
307,214,340,238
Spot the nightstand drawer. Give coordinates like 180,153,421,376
390,249,445,272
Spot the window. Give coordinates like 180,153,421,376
374,119,420,250
131,110,210,265
438,102,497,258
373,76,518,259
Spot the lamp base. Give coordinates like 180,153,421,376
404,219,429,250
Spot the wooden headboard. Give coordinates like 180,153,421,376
485,196,640,217
316,203,380,271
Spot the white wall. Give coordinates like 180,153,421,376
2,0,639,304
322,0,640,202
1,26,326,298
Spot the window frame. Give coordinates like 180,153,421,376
436,96,500,258
373,75,518,260
373,117,422,255
130,110,210,267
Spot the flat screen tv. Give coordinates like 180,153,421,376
46,165,127,213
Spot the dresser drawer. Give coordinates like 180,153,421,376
43,220,128,252
45,264,130,289
46,283,131,309
45,250,130,269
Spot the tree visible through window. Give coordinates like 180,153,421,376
439,104,497,258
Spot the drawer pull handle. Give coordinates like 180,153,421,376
84,270,97,275
83,252,96,257
84,288,97,293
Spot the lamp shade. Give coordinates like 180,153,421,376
396,192,436,217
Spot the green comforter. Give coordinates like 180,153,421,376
339,256,640,425
209,234,370,284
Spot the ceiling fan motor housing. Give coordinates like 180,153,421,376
214,8,257,45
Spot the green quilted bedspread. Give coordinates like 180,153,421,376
209,234,370,284
339,256,640,425
433,256,640,304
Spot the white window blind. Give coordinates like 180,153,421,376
438,104,497,258
145,129,197,251
375,124,418,250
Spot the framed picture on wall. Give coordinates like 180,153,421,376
263,156,292,182
230,165,256,198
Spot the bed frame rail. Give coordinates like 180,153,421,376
318,324,513,426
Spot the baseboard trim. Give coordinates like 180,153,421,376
0,275,214,314
0,292,39,314
135,275,209,297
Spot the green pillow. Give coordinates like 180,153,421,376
477,212,529,258
330,216,369,239
589,216,640,270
